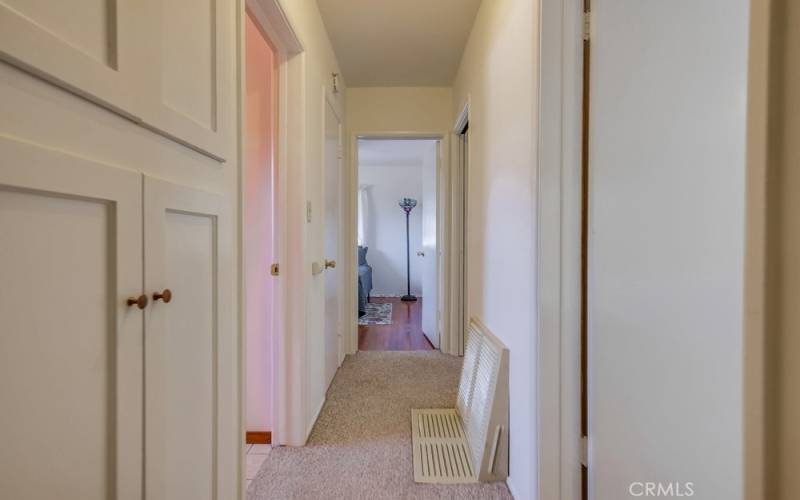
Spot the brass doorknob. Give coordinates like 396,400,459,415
325,259,336,269
153,289,172,303
127,294,148,309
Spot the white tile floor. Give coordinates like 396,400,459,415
245,443,271,490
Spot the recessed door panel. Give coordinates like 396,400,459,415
0,137,142,500
164,210,216,500
147,0,229,160
0,0,141,116
161,0,215,129
4,0,114,65
144,175,232,500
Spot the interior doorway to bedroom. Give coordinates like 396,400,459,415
356,138,440,351
243,8,279,469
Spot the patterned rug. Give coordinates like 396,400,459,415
358,302,393,325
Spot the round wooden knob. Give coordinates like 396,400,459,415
127,294,148,309
153,289,172,303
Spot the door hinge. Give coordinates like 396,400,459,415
583,11,591,41
580,435,589,466
270,263,279,276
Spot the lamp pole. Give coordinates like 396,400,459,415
399,198,418,302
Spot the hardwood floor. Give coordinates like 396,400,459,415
358,297,435,351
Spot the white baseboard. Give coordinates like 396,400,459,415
506,477,519,499
305,397,326,442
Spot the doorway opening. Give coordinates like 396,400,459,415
355,138,440,351
243,8,278,461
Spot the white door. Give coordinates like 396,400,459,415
420,141,439,348
588,1,749,498
144,176,234,500
0,138,143,500
323,96,342,384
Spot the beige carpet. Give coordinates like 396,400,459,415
247,351,513,499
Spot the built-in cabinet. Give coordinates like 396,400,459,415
0,137,232,500
0,0,232,160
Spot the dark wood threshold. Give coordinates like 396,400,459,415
246,431,272,444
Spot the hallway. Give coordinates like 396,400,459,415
246,351,511,499
0,0,775,498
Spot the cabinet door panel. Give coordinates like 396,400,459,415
0,0,142,116
0,137,143,500
144,176,233,500
144,0,230,160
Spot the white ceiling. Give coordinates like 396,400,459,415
316,0,483,87
358,139,435,167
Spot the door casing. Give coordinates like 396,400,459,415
346,131,458,355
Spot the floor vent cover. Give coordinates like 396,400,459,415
411,409,476,484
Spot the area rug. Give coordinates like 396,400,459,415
358,302,392,325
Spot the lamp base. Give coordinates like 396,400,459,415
401,295,418,302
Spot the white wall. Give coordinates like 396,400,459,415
588,1,750,499
359,164,423,296
346,87,453,133
451,0,539,498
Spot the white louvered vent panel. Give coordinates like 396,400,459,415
411,409,476,484
465,332,500,469
412,319,508,484
456,325,480,418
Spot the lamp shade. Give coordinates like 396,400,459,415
399,197,418,214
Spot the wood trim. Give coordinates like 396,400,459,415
246,431,272,444
580,1,591,499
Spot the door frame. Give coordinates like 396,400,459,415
345,131,452,354
449,101,469,357
537,0,584,498
240,0,305,465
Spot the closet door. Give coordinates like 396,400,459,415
143,176,233,500
0,0,143,116
142,0,232,160
0,137,143,500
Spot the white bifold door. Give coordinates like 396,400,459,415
0,139,233,500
